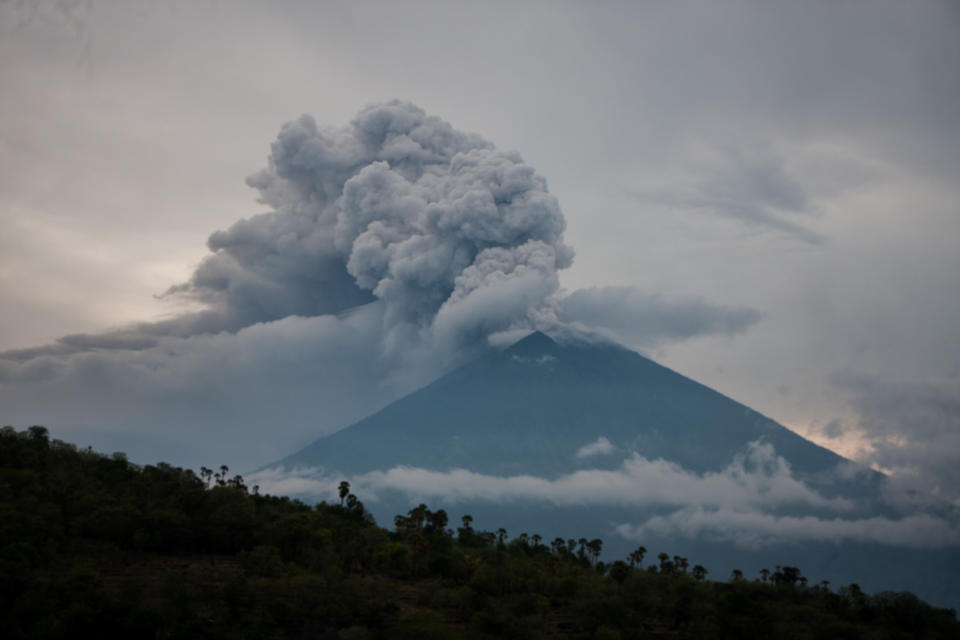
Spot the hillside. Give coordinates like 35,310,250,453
2,426,957,639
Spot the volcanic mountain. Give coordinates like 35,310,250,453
279,331,865,488
264,331,958,608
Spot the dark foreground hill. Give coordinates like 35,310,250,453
2,426,958,639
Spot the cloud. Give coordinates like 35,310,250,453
0,102,582,466
558,287,763,347
616,507,960,550
831,371,960,506
576,436,615,459
637,144,825,243
0,101,780,470
250,441,851,512
164,101,573,340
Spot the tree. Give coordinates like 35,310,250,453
628,546,646,569
587,539,603,566
673,555,689,575
551,538,566,555
338,481,351,506
609,560,630,586
658,552,674,575
692,565,708,581
425,508,447,534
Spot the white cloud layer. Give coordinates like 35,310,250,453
250,441,851,512
250,440,960,550
616,507,960,550
576,436,615,459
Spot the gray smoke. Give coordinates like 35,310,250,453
0,102,761,469
165,100,573,342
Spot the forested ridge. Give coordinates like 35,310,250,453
1,426,957,639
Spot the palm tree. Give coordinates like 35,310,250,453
628,546,647,569
692,565,708,581
338,480,350,506
658,552,672,575
587,539,603,566
674,555,689,575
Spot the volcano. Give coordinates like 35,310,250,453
280,331,865,487
264,331,958,608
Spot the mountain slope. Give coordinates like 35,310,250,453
265,331,959,609
280,331,856,482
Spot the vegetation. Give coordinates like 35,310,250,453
2,425,957,639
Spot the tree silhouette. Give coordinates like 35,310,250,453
609,560,630,586
628,546,646,569
338,480,350,506
587,539,603,566
673,555,689,575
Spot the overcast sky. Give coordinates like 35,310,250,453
1,1,958,499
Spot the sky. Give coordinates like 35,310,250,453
1,1,959,504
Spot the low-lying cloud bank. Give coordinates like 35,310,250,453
249,441,959,549
251,442,851,513
616,507,960,550
0,102,764,468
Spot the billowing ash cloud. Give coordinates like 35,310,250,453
0,101,764,468
165,100,573,342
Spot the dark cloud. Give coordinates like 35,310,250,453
832,371,960,505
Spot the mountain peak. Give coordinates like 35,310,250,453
504,330,559,356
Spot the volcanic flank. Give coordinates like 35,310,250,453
257,330,960,609
279,331,858,483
